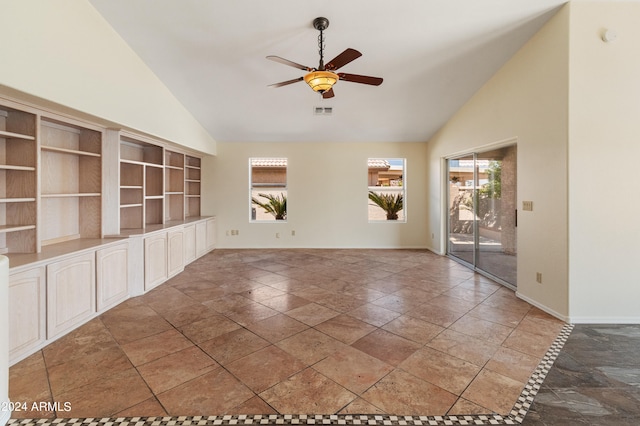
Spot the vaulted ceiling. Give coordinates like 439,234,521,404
89,0,566,143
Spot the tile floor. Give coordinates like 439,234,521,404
9,249,566,420
523,324,640,425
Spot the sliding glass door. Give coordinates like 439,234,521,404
447,145,517,287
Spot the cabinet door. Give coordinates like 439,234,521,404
206,217,216,251
184,224,196,264
167,228,185,278
9,267,46,363
144,232,167,291
47,252,96,339
195,221,207,258
96,242,129,311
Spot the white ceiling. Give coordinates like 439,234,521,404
89,0,566,144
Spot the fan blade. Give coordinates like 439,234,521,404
338,73,383,86
325,48,362,71
266,55,313,71
322,88,335,99
268,77,304,88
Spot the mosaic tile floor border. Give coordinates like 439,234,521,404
8,324,574,426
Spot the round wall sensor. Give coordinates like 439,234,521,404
602,29,617,42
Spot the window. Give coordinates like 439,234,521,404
250,157,287,221
368,158,405,222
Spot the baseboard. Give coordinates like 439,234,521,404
516,292,570,323
568,316,640,324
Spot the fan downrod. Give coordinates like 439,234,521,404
313,17,329,31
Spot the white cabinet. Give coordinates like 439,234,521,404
184,223,196,264
96,242,129,311
206,217,216,251
144,233,167,291
8,267,46,363
195,221,207,258
167,228,184,278
47,252,96,339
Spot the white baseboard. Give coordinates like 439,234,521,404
516,291,570,323
567,316,640,324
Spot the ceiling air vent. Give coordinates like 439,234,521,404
314,106,333,115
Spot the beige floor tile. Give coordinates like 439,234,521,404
348,303,402,327
137,346,218,394
226,345,307,393
260,368,357,414
502,327,556,358
449,314,514,345
42,318,118,367
461,369,527,414
259,293,312,312
245,313,309,343
485,346,542,383
315,314,376,345
47,345,133,397
285,303,340,326
426,329,499,367
55,368,152,418
179,314,242,344
157,368,254,416
276,328,348,365
361,369,458,415
199,328,270,365
351,329,421,366
313,345,394,394
447,397,491,415
115,397,168,417
121,329,194,366
382,315,444,344
399,346,481,395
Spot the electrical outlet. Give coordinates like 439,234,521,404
276,232,280,238
523,201,534,211
536,272,542,283
291,230,296,236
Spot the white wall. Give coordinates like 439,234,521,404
202,141,429,248
0,256,9,426
425,6,571,319
567,2,640,322
0,0,215,155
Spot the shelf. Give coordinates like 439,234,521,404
120,203,144,209
145,195,164,200
185,165,201,170
0,130,35,140
185,179,201,183
41,145,101,157
120,185,143,189
0,198,36,203
0,224,36,233
41,193,101,198
166,192,184,195
185,195,201,198
165,165,183,171
0,164,36,171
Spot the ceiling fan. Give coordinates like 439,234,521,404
267,17,383,99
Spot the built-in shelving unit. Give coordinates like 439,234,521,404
3,96,213,367
40,118,102,246
165,150,185,222
119,135,164,230
0,105,38,254
185,155,201,218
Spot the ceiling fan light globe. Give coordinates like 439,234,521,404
304,70,338,93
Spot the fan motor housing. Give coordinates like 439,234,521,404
313,17,329,31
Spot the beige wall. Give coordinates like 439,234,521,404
426,6,571,319
202,142,429,248
0,0,215,155
567,2,640,322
